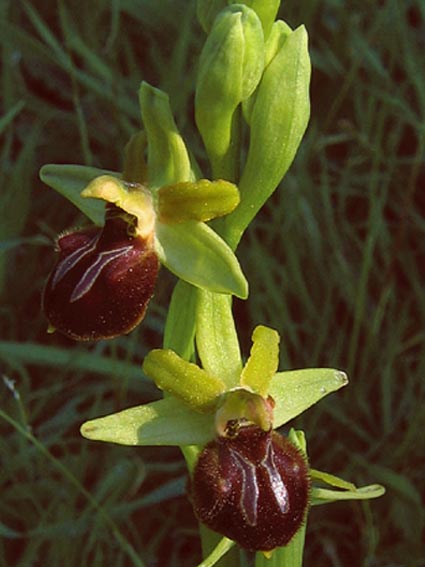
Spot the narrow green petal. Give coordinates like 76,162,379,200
40,164,121,225
240,325,280,396
155,220,248,298
80,398,215,447
143,349,225,412
139,81,193,188
269,368,348,428
311,484,386,506
158,179,240,223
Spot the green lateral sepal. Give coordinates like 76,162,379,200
270,368,348,428
80,397,215,447
155,221,248,298
40,164,121,225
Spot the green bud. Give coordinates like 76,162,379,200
243,0,281,39
197,0,280,38
158,179,240,223
243,20,292,124
195,5,264,176
139,82,193,189
143,349,226,413
223,25,311,248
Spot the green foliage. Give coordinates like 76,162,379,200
1,1,424,566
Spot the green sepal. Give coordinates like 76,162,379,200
163,280,197,360
158,179,240,223
155,220,248,298
143,349,226,413
39,164,121,225
240,325,280,396
139,81,193,188
196,290,242,388
80,397,215,447
269,368,348,428
223,24,311,248
195,5,264,171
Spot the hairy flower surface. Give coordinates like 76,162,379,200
43,206,159,340
191,424,310,551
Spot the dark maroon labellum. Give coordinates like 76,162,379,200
191,425,310,551
42,208,159,341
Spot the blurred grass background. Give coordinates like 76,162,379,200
1,1,424,566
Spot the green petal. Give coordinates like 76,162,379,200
155,220,248,298
158,179,240,223
240,325,280,396
80,397,214,447
40,164,121,225
311,484,386,506
139,82,193,188
143,349,226,413
269,368,348,428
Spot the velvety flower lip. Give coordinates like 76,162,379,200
42,206,159,341
191,425,310,551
